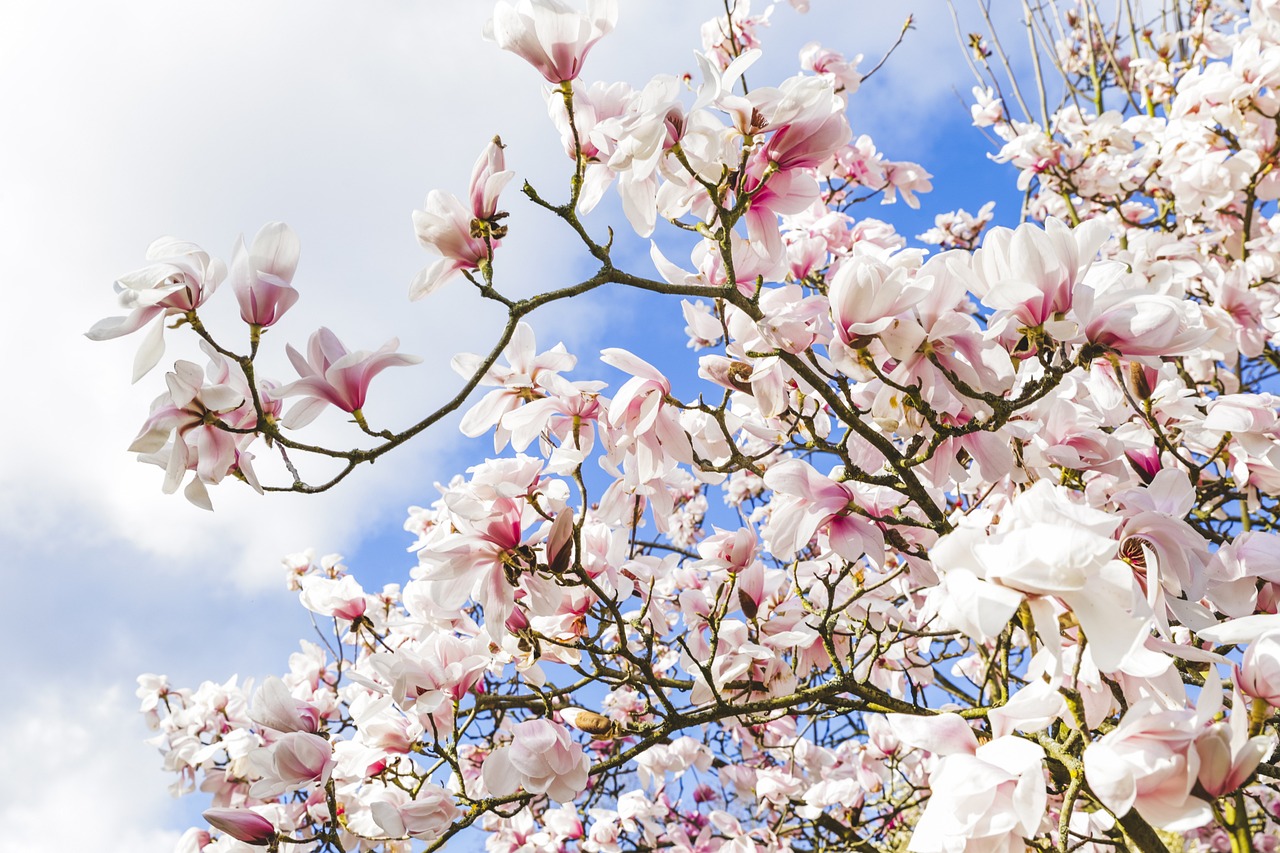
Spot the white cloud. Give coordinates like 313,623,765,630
0,687,184,853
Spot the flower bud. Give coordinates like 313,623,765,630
202,808,276,846
546,510,575,575
561,706,616,737
505,607,530,633
1241,630,1280,706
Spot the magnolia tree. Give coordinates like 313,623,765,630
90,0,1280,851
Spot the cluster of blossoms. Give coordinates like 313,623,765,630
88,222,421,507
97,0,1280,852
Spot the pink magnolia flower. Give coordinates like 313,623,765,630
413,496,528,635
586,75,684,236
1112,469,1210,616
1241,629,1280,706
970,85,1004,126
964,217,1114,346
276,327,421,428
929,481,1153,674
453,321,579,448
827,253,929,360
1084,700,1211,831
1206,531,1280,617
917,201,996,250
1195,716,1275,799
338,697,422,770
230,222,301,328
684,619,784,705
739,159,823,259
469,136,514,221
410,191,491,300
695,527,758,573
366,634,490,716
600,348,693,481
486,0,618,84
501,382,604,474
887,713,1046,853
86,237,225,381
764,107,851,172
633,737,714,789
545,79,631,201
128,357,262,509
881,158,934,207
483,718,591,803
410,138,516,300
370,785,462,842
1075,284,1211,357
248,731,335,799
202,808,276,846
799,42,862,94
881,256,1014,418
651,233,787,296
175,828,211,853
297,574,368,621
250,675,321,734
761,458,885,567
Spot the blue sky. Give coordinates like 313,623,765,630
0,1,1027,847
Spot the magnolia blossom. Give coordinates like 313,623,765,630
248,731,335,799
887,713,1046,853
964,217,1113,345
1242,630,1280,706
411,193,491,301
1084,700,1211,831
452,321,579,448
411,138,514,299
929,481,1154,674
1196,718,1275,799
298,573,369,621
1075,283,1211,357
826,251,929,367
370,785,461,841
762,458,885,567
486,0,618,83
128,357,261,509
799,42,862,94
600,347,693,481
970,86,1003,126
87,237,225,381
277,327,421,428
250,676,321,734
365,634,489,718
482,718,591,803
469,135,514,221
413,493,535,635
230,222,301,328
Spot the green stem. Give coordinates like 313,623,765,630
1115,809,1172,853
1221,793,1254,853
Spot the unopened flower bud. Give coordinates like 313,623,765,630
546,510,575,575
203,808,276,846
1241,630,1280,706
1128,361,1153,401
505,607,531,633
561,706,616,737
